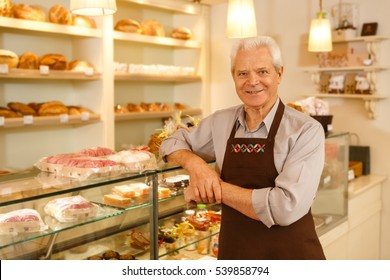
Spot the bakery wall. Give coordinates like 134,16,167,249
208,0,390,259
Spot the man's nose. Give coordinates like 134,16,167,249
247,72,260,85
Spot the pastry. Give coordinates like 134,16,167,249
12,4,46,22
39,54,67,70
103,194,132,208
72,15,96,29
0,106,19,118
141,19,165,37
127,103,144,112
112,185,136,198
114,104,129,113
67,106,92,116
114,19,142,33
171,27,192,40
38,101,68,116
0,49,19,69
48,4,72,25
119,254,136,260
102,250,120,260
174,102,187,110
86,255,103,260
7,102,37,116
18,52,39,69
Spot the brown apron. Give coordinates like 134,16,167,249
218,101,325,260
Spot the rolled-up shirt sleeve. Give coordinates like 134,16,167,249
252,122,325,228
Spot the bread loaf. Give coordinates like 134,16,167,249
141,19,165,37
72,15,96,29
12,4,46,22
68,60,94,72
0,49,18,69
38,101,68,116
7,102,37,116
18,52,39,69
39,54,67,70
114,19,142,33
171,27,192,40
48,4,71,25
0,107,19,118
0,0,13,17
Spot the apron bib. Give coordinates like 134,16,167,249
218,101,325,260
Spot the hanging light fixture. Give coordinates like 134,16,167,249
70,0,117,16
308,0,332,52
226,0,257,38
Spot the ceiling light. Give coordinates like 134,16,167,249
308,0,333,52
70,0,117,16
226,0,257,39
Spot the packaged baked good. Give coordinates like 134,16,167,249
18,52,39,69
39,54,68,70
0,49,19,69
44,195,100,223
48,4,72,25
0,208,48,234
114,19,142,33
107,148,158,173
12,4,46,22
158,187,170,199
171,27,192,40
141,19,165,37
112,185,136,198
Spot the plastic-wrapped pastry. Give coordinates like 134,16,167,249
0,208,48,234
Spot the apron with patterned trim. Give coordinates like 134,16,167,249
218,101,325,260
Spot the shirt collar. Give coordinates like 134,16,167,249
237,98,280,133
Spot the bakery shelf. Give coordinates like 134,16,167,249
115,108,202,121
120,0,202,15
0,114,101,128
115,72,202,83
0,17,102,38
303,93,387,100
113,31,201,49
302,65,389,73
0,69,101,80
332,35,389,44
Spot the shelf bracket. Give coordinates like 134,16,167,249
364,99,377,119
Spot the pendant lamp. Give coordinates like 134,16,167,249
308,0,332,52
70,0,117,16
226,0,257,38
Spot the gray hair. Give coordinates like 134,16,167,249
230,36,283,74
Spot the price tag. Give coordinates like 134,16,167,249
39,65,50,76
59,114,69,123
81,112,90,121
23,115,34,125
84,67,94,77
323,175,331,185
327,124,333,132
0,64,9,74
0,116,4,126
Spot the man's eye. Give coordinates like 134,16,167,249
258,70,269,76
238,72,248,77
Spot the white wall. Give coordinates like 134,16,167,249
208,0,390,259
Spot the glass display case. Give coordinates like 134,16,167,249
0,133,349,260
312,131,349,235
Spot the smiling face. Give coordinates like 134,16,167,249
232,46,283,111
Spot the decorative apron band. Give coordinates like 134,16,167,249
231,143,266,153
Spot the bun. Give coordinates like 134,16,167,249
67,106,92,115
72,15,96,29
171,27,192,40
114,19,142,33
18,52,39,69
68,60,94,72
174,102,187,110
7,102,37,116
141,19,165,37
114,104,129,113
13,4,46,22
48,4,72,25
127,103,144,112
0,49,18,69
39,54,68,70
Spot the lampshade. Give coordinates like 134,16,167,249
70,0,117,16
308,17,333,52
226,0,257,38
308,0,332,52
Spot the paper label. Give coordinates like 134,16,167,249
0,64,9,74
0,116,4,126
23,115,33,125
81,112,90,121
59,114,69,123
39,65,50,75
